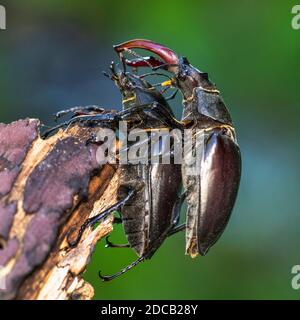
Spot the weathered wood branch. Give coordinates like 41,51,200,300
0,119,119,300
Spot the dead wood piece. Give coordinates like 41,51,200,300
0,119,119,300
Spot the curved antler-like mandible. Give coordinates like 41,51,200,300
114,39,179,68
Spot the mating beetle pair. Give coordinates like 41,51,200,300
114,40,242,257
45,40,241,281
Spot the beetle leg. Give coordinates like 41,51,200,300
171,191,186,226
99,256,145,281
42,115,102,139
167,223,186,237
43,102,183,139
164,192,187,238
99,207,183,280
109,102,183,130
100,198,187,281
105,236,130,248
41,119,76,139
68,187,135,248
117,102,183,130
54,105,105,121
113,217,123,224
42,112,120,139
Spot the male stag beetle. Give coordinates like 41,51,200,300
114,39,241,257
44,61,185,281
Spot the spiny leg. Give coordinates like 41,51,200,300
78,102,182,130
105,236,130,248
54,105,105,121
83,102,183,137
42,114,98,138
42,112,118,139
171,192,187,227
68,187,135,248
43,102,183,139
70,102,183,130
118,102,183,130
99,255,146,281
99,192,187,281
42,119,75,139
166,192,187,237
167,223,186,237
42,115,90,139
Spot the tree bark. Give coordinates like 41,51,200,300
0,119,118,300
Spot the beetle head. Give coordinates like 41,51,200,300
105,60,167,109
105,61,147,108
114,39,216,99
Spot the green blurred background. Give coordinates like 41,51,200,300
1,0,299,299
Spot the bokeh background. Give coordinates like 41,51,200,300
1,0,299,299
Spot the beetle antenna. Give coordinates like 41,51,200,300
102,70,118,82
139,72,173,81
102,71,111,78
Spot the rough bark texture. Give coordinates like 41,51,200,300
0,119,118,300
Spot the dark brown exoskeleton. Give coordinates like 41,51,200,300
99,63,185,280
43,62,185,280
114,39,242,257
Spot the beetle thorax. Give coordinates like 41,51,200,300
175,61,217,100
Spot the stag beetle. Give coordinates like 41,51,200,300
43,61,185,281
114,39,241,257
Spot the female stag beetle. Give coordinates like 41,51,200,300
97,61,185,280
114,39,242,257
44,61,185,281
